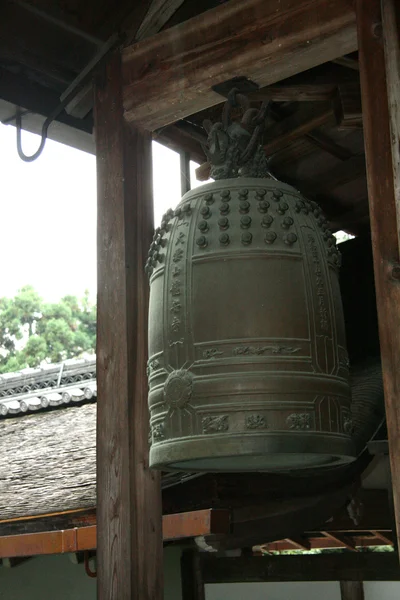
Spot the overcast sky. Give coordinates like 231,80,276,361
0,123,199,302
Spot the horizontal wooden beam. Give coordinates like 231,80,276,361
201,553,400,583
249,83,337,103
0,509,230,559
122,0,358,130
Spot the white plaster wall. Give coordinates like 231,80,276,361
206,581,400,600
364,582,400,600
206,581,340,600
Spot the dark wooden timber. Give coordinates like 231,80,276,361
201,553,400,583
122,0,358,130
357,0,400,551
381,0,400,238
181,551,206,600
180,150,191,195
94,51,163,600
340,581,365,600
335,83,363,129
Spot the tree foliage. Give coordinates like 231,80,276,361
0,286,96,374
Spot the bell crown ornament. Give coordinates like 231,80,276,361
146,90,355,473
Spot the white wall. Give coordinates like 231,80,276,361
206,582,340,600
206,581,400,600
364,582,400,600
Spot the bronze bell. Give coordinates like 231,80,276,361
146,91,356,472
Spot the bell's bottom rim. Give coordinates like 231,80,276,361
150,432,356,473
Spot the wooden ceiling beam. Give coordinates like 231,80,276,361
122,0,358,130
249,83,337,103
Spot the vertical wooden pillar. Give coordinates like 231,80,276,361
181,550,205,600
356,0,400,550
381,0,400,239
94,50,163,600
340,581,364,600
180,150,191,196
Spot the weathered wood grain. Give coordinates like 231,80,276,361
122,0,358,130
356,0,400,552
340,581,365,600
181,550,205,600
0,404,96,520
95,51,163,600
381,0,400,249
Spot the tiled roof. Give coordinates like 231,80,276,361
0,357,96,418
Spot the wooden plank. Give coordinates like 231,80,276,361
356,0,400,552
0,510,231,559
181,550,206,600
122,0,358,130
201,553,400,583
0,526,96,559
321,531,358,552
341,581,365,600
94,51,163,600
332,56,360,71
135,0,185,42
381,0,400,248
249,83,337,103
335,83,363,129
284,537,311,551
163,509,230,542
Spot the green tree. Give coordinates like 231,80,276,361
0,286,96,374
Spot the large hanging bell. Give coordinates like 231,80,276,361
146,92,355,472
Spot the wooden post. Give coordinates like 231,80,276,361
381,0,400,246
181,550,205,600
94,50,163,600
340,581,365,600
180,150,191,196
356,0,400,550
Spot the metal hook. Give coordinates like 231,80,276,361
16,108,50,162
13,32,122,162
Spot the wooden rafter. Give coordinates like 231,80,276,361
259,531,393,552
122,0,358,130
